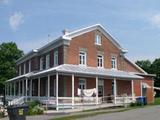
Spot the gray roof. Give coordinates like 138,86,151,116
7,64,143,82
32,64,143,79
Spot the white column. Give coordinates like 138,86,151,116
38,77,40,97
113,78,117,104
131,80,134,100
22,80,24,96
96,76,99,104
18,80,20,96
72,74,75,109
25,78,28,98
47,75,50,97
56,72,59,111
30,79,32,97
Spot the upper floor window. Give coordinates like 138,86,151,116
23,63,26,74
111,57,117,69
54,50,58,66
46,54,50,69
19,65,21,75
97,54,104,67
79,51,86,65
29,60,31,72
95,34,101,45
40,57,44,70
79,79,86,90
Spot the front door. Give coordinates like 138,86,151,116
98,79,104,97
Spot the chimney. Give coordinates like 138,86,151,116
62,29,69,35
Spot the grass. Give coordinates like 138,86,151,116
51,98,160,120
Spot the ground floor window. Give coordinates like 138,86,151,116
79,78,86,90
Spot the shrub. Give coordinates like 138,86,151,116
28,100,44,115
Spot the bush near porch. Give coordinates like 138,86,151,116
27,100,44,115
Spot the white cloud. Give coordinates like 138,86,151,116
9,12,24,31
150,14,160,28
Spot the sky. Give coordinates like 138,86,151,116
0,0,160,62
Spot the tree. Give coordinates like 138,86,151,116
0,42,23,95
135,60,152,73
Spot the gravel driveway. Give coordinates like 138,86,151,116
79,106,160,120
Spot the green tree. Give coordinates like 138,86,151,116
135,60,152,73
0,42,23,95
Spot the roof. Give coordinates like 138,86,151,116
6,72,34,82
16,24,127,65
32,64,143,79
124,57,147,74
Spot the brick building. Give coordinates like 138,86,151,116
5,24,154,110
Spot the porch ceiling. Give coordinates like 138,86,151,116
32,64,143,80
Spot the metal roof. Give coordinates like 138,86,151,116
32,64,143,79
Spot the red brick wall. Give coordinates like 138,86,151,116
117,80,131,96
104,79,112,96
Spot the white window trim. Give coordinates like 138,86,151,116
79,78,86,90
54,50,58,66
97,54,104,68
95,34,102,45
79,51,87,66
46,54,50,69
111,57,117,70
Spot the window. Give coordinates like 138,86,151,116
79,51,86,65
46,54,50,69
40,57,44,70
24,63,26,74
29,60,31,72
19,65,21,75
97,55,104,67
111,57,117,69
79,79,86,90
95,34,101,45
54,50,58,66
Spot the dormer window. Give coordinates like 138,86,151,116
95,34,101,45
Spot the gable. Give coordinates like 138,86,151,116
62,24,127,53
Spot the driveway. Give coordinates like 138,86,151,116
79,105,160,120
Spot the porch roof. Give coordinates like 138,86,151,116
6,72,34,82
32,64,143,79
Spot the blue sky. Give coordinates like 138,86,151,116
0,0,160,62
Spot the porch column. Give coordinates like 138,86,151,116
18,80,20,96
38,77,40,97
131,80,134,100
30,79,32,97
113,78,117,104
25,78,28,101
72,74,75,109
56,72,59,111
47,75,50,97
96,76,98,104
22,80,24,96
